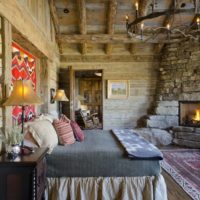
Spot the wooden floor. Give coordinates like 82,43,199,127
162,170,192,200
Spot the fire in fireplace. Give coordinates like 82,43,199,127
179,101,200,127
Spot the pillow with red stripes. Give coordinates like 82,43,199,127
53,119,75,145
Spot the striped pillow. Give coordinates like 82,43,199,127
53,119,75,145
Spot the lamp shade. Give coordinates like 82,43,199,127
3,80,43,106
54,89,69,102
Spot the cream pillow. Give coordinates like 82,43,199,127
34,114,55,123
28,120,58,153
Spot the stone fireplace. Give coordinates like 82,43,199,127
179,101,200,127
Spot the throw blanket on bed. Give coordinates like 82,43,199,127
112,129,163,160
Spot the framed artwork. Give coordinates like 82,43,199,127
50,88,55,104
107,80,129,99
12,42,36,124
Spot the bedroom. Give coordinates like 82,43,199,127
0,0,199,200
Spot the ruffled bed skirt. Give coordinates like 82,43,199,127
45,175,167,200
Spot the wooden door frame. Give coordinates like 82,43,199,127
69,66,75,120
71,69,104,128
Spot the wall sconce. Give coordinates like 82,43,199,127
50,88,55,104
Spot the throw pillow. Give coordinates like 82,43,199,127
24,132,39,147
70,120,84,142
34,114,54,123
60,114,70,123
28,120,58,153
53,119,75,145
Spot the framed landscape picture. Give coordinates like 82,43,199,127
107,80,129,99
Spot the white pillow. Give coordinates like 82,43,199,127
35,115,53,123
23,139,38,148
28,120,58,153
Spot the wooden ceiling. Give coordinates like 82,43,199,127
51,0,198,56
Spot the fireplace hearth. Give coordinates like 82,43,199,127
179,101,200,127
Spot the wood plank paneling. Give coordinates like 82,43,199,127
1,18,12,131
60,62,158,130
0,0,57,59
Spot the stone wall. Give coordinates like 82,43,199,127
158,40,200,101
146,40,200,130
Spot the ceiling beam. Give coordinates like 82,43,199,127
49,0,60,35
60,54,160,63
77,0,87,55
163,0,175,27
59,34,174,44
128,8,195,28
129,43,136,54
139,0,151,16
106,0,117,55
49,0,62,53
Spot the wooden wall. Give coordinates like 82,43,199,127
63,61,159,130
0,0,58,59
0,0,59,131
0,17,3,128
78,77,102,121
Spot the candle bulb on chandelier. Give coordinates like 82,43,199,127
140,23,144,40
197,17,200,30
135,2,138,18
125,15,129,22
125,15,129,29
135,2,138,10
166,23,171,40
166,23,170,30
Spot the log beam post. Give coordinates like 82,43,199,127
106,0,117,55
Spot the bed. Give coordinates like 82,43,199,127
45,130,167,200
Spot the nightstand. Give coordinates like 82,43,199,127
0,147,48,200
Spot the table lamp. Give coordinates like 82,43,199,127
76,95,85,110
3,80,43,147
54,89,69,117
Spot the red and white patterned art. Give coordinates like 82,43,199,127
12,42,36,124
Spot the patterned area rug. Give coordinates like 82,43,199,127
160,149,200,200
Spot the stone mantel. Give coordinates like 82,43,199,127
172,126,200,148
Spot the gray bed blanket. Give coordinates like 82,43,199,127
112,129,163,160
46,130,161,177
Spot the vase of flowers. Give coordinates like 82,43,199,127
0,126,23,155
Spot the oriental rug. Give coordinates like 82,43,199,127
160,149,200,200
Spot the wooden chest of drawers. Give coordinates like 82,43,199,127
0,148,48,200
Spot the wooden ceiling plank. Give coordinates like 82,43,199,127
77,0,87,55
106,0,117,55
49,0,60,35
60,34,172,44
77,0,86,34
129,8,195,27
60,54,160,63
130,44,136,54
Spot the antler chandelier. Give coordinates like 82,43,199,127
126,0,200,42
